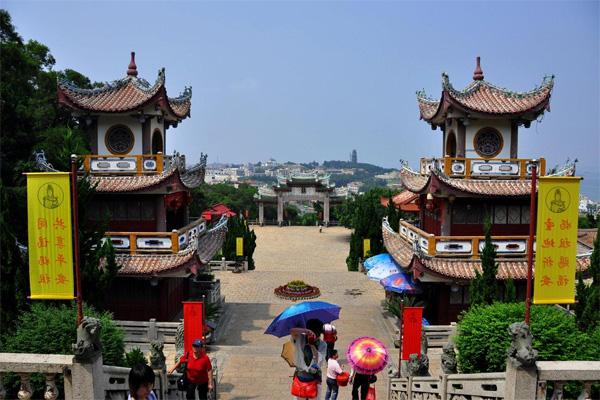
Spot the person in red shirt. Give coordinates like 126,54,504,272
169,338,214,399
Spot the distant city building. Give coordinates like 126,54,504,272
350,149,358,164
579,195,599,215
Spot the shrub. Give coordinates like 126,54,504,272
2,302,126,366
1,302,126,398
125,347,148,368
456,303,595,373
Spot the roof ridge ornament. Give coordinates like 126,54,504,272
473,56,484,81
127,52,138,77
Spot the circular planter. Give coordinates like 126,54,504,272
274,281,321,301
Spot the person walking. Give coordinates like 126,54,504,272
168,338,214,400
128,363,157,400
324,350,343,400
322,323,337,361
349,369,376,400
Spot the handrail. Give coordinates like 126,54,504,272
105,231,179,254
421,156,547,179
398,220,534,259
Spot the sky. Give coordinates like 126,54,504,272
4,0,600,198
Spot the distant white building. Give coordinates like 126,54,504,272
580,195,599,215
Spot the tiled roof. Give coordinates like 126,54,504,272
116,247,200,276
577,229,598,249
58,69,191,120
392,190,419,206
382,219,415,268
416,61,553,122
416,96,440,120
442,74,553,116
399,168,429,193
418,256,590,281
382,219,591,281
399,167,533,197
88,168,180,193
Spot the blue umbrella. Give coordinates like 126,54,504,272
364,253,396,271
422,317,430,327
367,263,400,281
379,271,421,294
264,301,341,338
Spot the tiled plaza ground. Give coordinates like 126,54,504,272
210,226,397,400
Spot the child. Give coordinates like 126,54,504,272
325,350,343,400
128,363,157,400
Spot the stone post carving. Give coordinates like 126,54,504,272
72,317,102,362
174,320,184,370
441,342,458,374
150,341,166,371
70,317,104,400
504,322,539,400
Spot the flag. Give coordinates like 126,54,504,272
533,177,581,304
26,173,75,300
183,301,204,353
402,307,423,360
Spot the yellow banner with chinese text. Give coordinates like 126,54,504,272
236,237,244,256
26,173,75,300
533,176,581,304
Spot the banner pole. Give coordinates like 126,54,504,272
71,155,84,326
525,160,538,326
398,297,404,377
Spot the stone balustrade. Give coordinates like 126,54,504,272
419,157,546,179
0,353,73,400
0,353,218,400
389,361,600,400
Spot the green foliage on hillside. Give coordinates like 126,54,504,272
190,183,258,218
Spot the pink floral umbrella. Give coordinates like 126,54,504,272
347,336,389,375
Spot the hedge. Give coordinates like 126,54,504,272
455,303,598,373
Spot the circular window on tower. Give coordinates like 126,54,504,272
105,125,134,155
473,127,503,158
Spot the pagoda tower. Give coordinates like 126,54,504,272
57,53,227,321
383,58,591,324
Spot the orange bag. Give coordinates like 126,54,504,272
366,385,376,400
336,372,350,387
291,376,318,398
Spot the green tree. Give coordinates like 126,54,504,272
189,183,258,219
503,278,517,303
469,218,500,306
578,227,600,331
342,188,396,271
0,10,115,329
222,215,257,269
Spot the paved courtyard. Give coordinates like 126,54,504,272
211,226,396,399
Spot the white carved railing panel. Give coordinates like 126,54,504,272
91,157,137,173
177,218,207,250
435,240,472,255
446,372,506,399
108,236,130,250
471,160,519,177
136,236,172,250
478,239,528,255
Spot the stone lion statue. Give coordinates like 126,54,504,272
72,317,102,362
406,353,430,377
507,322,538,368
150,340,166,370
441,342,458,374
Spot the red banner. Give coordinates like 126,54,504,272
183,301,204,353
401,307,423,360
